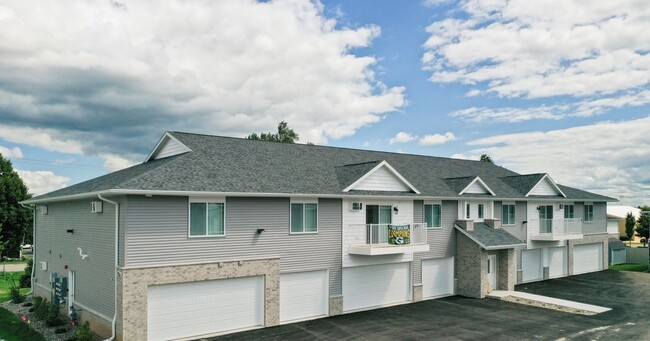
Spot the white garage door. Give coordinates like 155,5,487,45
574,243,603,274
422,257,454,299
522,249,543,282
148,276,264,340
280,270,328,323
342,262,410,312
548,246,567,278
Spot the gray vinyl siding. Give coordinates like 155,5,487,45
495,201,527,242
582,202,607,235
413,200,423,224
125,196,343,295
34,198,117,319
412,200,457,284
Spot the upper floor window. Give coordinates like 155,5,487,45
189,202,225,237
466,204,470,219
502,204,515,225
291,203,317,233
424,204,442,229
478,204,484,219
584,204,594,222
564,205,574,219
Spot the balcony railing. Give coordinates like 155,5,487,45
346,223,430,255
530,218,583,241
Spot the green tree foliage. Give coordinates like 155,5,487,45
625,212,636,247
246,121,299,143
635,212,649,242
479,154,494,164
0,154,32,258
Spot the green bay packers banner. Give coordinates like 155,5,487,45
388,225,410,245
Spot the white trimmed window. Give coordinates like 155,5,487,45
466,203,470,219
189,202,225,237
291,203,318,233
502,204,515,225
584,204,594,222
478,204,484,219
424,204,442,229
564,204,575,219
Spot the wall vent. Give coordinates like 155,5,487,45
38,205,48,215
90,201,103,213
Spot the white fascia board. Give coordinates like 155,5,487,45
342,160,421,194
525,174,566,198
458,176,496,196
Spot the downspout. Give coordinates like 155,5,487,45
98,195,118,341
19,203,36,295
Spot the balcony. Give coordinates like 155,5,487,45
346,223,430,255
529,218,583,241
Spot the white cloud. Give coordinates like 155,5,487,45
99,153,136,172
0,0,405,161
464,116,650,206
419,132,457,145
450,106,565,123
0,145,23,158
17,170,70,195
423,0,650,100
0,125,83,154
389,132,417,144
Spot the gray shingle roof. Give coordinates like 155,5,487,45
29,131,616,202
455,223,526,249
443,176,475,194
608,238,625,250
499,174,545,195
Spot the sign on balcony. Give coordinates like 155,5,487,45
388,225,410,245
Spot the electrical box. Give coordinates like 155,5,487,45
351,202,363,211
90,201,103,213
39,261,48,271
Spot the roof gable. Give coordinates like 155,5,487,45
526,174,565,197
145,132,192,161
446,176,495,196
343,160,420,194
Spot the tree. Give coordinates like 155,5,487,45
0,154,32,259
635,213,649,245
480,154,494,163
625,212,636,247
246,121,299,143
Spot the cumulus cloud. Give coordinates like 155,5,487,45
419,132,457,145
0,0,405,162
17,170,70,195
463,116,650,206
389,132,417,144
0,145,22,158
423,0,650,101
99,153,136,172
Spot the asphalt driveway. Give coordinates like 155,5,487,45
207,270,650,341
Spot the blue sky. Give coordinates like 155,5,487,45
0,0,648,206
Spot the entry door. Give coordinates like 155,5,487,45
487,255,497,291
366,205,391,244
539,205,554,233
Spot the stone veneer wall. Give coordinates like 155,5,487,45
455,232,487,298
117,258,280,341
567,233,610,275
496,249,516,291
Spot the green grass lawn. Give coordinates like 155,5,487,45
609,263,649,272
0,307,46,341
0,272,30,302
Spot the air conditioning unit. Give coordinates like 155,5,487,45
351,202,363,211
38,205,48,215
40,261,48,271
90,201,103,213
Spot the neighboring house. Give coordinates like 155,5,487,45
607,205,641,241
22,132,614,341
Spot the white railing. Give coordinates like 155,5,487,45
346,223,428,247
533,218,582,235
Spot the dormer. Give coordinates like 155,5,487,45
145,132,192,162
341,160,420,194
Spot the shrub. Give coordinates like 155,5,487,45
19,259,33,288
75,321,93,341
10,286,24,304
45,301,65,327
33,297,49,320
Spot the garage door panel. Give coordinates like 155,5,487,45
548,247,567,278
343,263,410,312
574,243,603,274
148,276,264,341
522,249,542,282
422,257,454,299
280,270,328,323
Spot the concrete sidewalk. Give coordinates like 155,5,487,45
0,263,27,272
487,290,611,315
